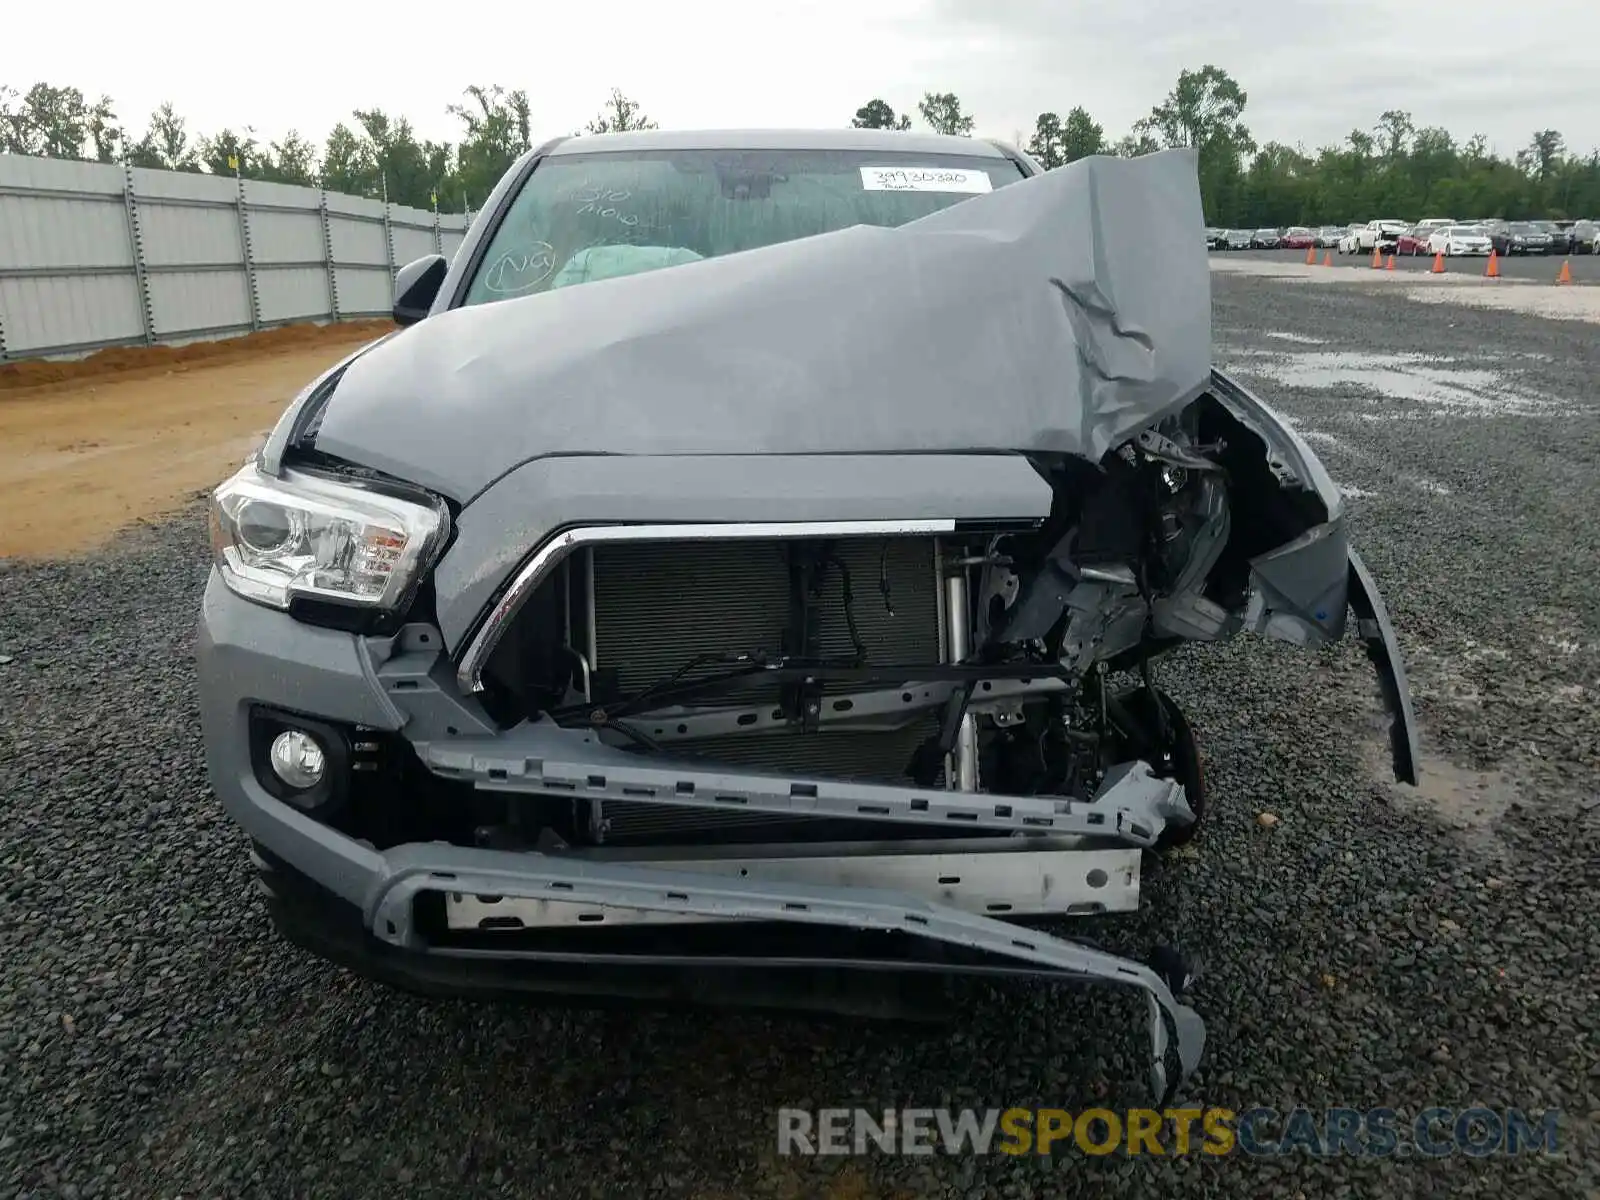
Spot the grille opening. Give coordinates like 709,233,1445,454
483,532,981,847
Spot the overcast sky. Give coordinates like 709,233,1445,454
4,0,1595,160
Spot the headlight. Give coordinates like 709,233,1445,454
210,465,449,611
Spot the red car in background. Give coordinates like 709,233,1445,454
1396,226,1432,255
1280,226,1318,249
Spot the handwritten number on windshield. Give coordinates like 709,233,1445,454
567,180,641,227
482,241,556,295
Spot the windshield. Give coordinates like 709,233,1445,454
462,147,1028,306
1508,223,1536,234
1448,227,1483,237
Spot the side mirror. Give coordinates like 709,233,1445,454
393,254,449,326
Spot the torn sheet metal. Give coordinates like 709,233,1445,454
309,149,1213,501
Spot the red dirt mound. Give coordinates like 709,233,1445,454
0,319,397,396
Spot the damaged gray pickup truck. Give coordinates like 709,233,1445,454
196,129,1418,1104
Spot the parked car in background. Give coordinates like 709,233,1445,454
1315,226,1344,248
1226,228,1252,250
1250,228,1281,249
1426,225,1493,256
1569,220,1598,254
1533,221,1570,253
1396,226,1432,256
1415,218,1454,235
1357,220,1410,253
1280,227,1318,250
1490,222,1553,255
1337,228,1364,255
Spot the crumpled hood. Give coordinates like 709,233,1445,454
309,148,1213,503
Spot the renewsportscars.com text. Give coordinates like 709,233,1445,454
777,1106,1561,1158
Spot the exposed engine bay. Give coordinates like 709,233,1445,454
465,391,1323,855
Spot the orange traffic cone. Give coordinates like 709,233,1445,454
1305,245,1316,265
1371,247,1382,268
1431,252,1446,274
1485,250,1500,278
1322,251,1333,267
1557,259,1572,284
1386,254,1396,270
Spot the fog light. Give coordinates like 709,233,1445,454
269,730,326,790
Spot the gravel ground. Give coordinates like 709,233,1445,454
2,273,1598,1198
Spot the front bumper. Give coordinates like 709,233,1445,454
197,572,1206,1101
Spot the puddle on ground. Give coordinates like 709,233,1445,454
1225,349,1573,418
1369,745,1518,859
1407,755,1515,829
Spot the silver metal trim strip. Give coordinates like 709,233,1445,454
443,843,1141,928
455,518,958,694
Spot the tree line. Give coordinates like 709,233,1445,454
5,68,1597,224
856,71,1599,225
0,84,658,212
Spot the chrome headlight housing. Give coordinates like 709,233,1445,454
209,464,449,612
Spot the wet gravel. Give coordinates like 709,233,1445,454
3,273,1598,1198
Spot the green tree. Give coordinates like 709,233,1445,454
0,83,102,158
585,88,657,135
126,102,200,171
199,128,258,176
1113,120,1161,158
851,99,911,130
1026,112,1064,168
1523,130,1564,180
319,122,376,196
917,92,974,137
260,132,319,187
1146,66,1254,156
448,84,532,203
86,95,121,162
1374,109,1414,159
1060,107,1106,162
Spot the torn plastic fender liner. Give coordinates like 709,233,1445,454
364,845,1206,1104
1244,519,1351,647
1207,368,1419,785
1348,548,1421,786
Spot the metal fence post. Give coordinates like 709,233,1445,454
121,161,156,345
433,207,443,255
318,189,341,322
236,175,261,331
380,184,395,293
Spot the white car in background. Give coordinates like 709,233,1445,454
1426,225,1493,256
1357,220,1411,253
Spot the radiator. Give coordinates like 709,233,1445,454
588,536,945,843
